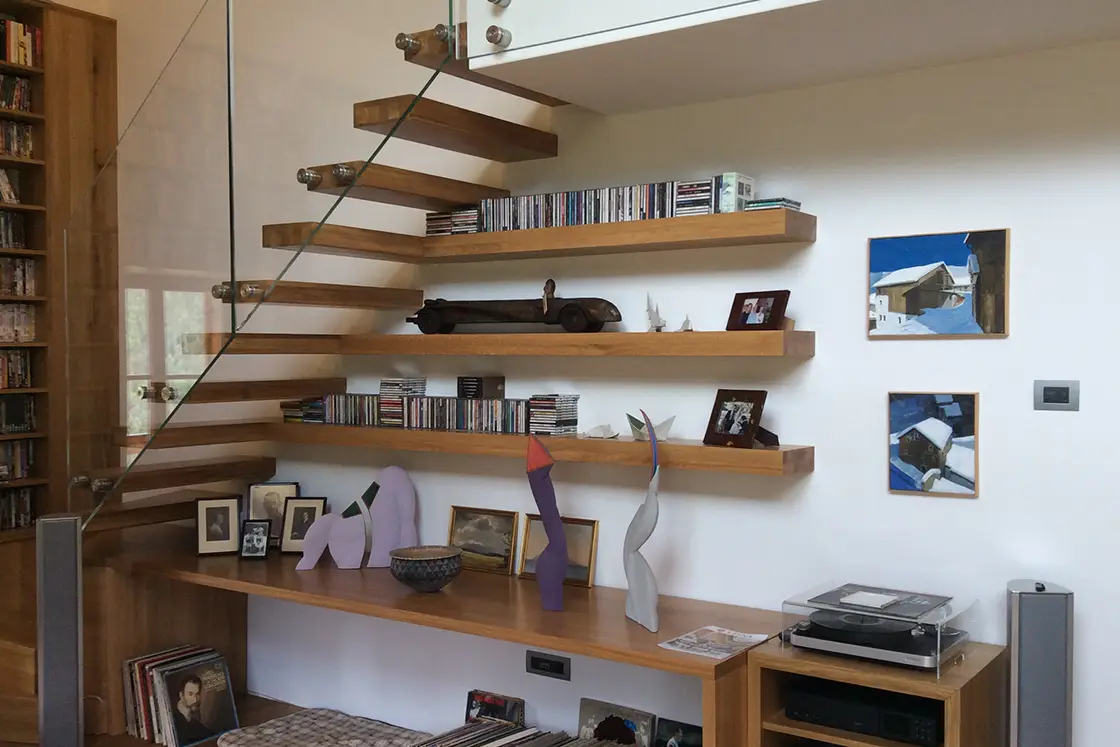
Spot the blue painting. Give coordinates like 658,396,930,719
889,393,977,497
869,230,1007,337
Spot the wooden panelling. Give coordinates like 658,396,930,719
117,421,274,449
703,662,749,747
304,161,507,211
0,613,35,697
219,280,422,310
955,647,1008,747
0,694,36,743
87,456,276,494
272,423,815,477
401,26,567,107
353,95,558,163
180,377,347,404
260,222,425,261
108,525,784,680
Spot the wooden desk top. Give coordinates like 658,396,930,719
100,526,785,679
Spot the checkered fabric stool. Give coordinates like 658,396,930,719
217,708,431,747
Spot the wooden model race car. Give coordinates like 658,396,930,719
407,280,622,334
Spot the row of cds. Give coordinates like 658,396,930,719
528,394,579,436
0,349,31,388
0,438,34,481
0,486,32,531
308,393,533,435
0,257,35,295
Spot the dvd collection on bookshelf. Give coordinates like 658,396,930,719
0,302,33,341
0,348,29,388
0,485,31,530
0,210,26,248
0,19,42,67
0,74,31,112
0,119,31,158
0,391,32,432
0,257,34,294
0,439,34,481
0,169,21,204
425,171,802,236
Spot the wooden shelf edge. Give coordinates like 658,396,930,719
118,421,276,449
762,712,915,747
271,423,814,476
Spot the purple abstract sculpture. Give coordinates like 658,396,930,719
366,466,419,568
328,514,368,569
527,436,567,612
295,514,336,571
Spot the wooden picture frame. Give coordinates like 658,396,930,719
280,497,327,554
868,229,1009,340
248,481,300,547
888,392,979,498
195,496,241,556
703,389,767,448
725,290,790,331
447,506,519,575
239,519,271,560
518,514,599,588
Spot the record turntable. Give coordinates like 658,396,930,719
781,584,976,672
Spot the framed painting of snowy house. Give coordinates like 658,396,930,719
889,392,978,498
868,230,1008,339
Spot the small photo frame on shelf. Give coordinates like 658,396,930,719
239,519,271,560
447,506,518,575
248,481,299,547
703,389,767,448
196,496,240,556
280,497,327,554
725,290,790,331
518,514,599,588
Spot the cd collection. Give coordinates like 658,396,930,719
426,172,775,236
314,392,531,435
0,486,32,531
528,394,579,436
0,210,25,248
0,438,34,481
0,392,33,433
0,257,35,295
0,74,31,113
0,120,32,159
0,303,34,342
0,349,30,388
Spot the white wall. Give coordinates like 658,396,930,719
102,1,1119,743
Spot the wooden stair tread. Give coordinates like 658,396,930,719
87,456,276,494
260,209,816,264
216,280,422,310
304,161,508,212
354,95,558,163
116,421,276,449
177,378,347,404
273,423,814,476
401,27,567,107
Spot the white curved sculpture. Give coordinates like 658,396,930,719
624,410,660,632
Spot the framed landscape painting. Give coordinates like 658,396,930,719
889,392,978,498
868,230,1008,339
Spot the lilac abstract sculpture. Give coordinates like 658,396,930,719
366,466,419,568
527,436,567,612
295,514,336,570
327,514,368,569
624,410,661,632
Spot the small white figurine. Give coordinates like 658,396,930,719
647,294,666,332
627,413,675,441
677,315,694,332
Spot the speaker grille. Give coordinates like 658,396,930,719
1014,592,1072,747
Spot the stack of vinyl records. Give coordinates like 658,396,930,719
528,394,579,436
426,208,480,236
418,720,576,747
0,486,31,530
743,197,801,211
122,646,238,746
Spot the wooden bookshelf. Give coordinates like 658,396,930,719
0,60,41,77
0,108,43,124
0,155,42,167
273,423,814,476
0,203,45,213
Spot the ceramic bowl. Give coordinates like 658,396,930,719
389,546,463,592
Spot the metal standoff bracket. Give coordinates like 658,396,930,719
135,385,158,401
432,23,451,42
296,168,322,188
68,475,90,489
394,32,419,52
239,283,262,300
332,163,356,182
486,25,513,48
90,478,116,493
210,283,232,301
159,386,179,403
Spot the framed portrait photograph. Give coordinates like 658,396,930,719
518,514,599,587
725,290,790,331
195,496,240,556
248,482,299,547
703,389,767,448
280,497,327,554
239,519,271,560
447,506,518,575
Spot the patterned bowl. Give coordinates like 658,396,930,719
389,546,463,593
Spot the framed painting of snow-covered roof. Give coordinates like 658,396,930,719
889,392,978,498
868,230,1008,339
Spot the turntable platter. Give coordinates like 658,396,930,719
807,610,917,647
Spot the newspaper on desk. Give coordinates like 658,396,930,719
658,626,770,660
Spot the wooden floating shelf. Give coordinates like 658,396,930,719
110,525,786,679
187,330,814,358
177,377,347,404
304,160,508,212
274,423,814,476
0,431,44,442
0,295,45,303
0,60,43,77
0,341,45,348
262,209,816,264
217,280,422,311
87,456,276,494
0,388,45,395
0,154,44,166
0,108,43,124
117,421,275,450
354,95,558,163
0,248,45,257
401,26,566,107
0,203,45,213
0,477,47,489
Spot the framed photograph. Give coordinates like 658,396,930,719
578,698,655,747
239,519,271,560
703,389,767,448
655,718,702,747
158,656,239,747
868,229,1008,339
195,496,240,556
889,392,978,498
465,689,525,725
447,506,518,575
725,289,790,331
518,514,599,587
280,497,327,554
248,481,299,546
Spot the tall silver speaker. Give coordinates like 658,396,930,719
1007,580,1073,747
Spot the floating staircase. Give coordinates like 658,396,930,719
212,280,422,310
87,456,276,495
174,377,347,404
297,161,507,211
